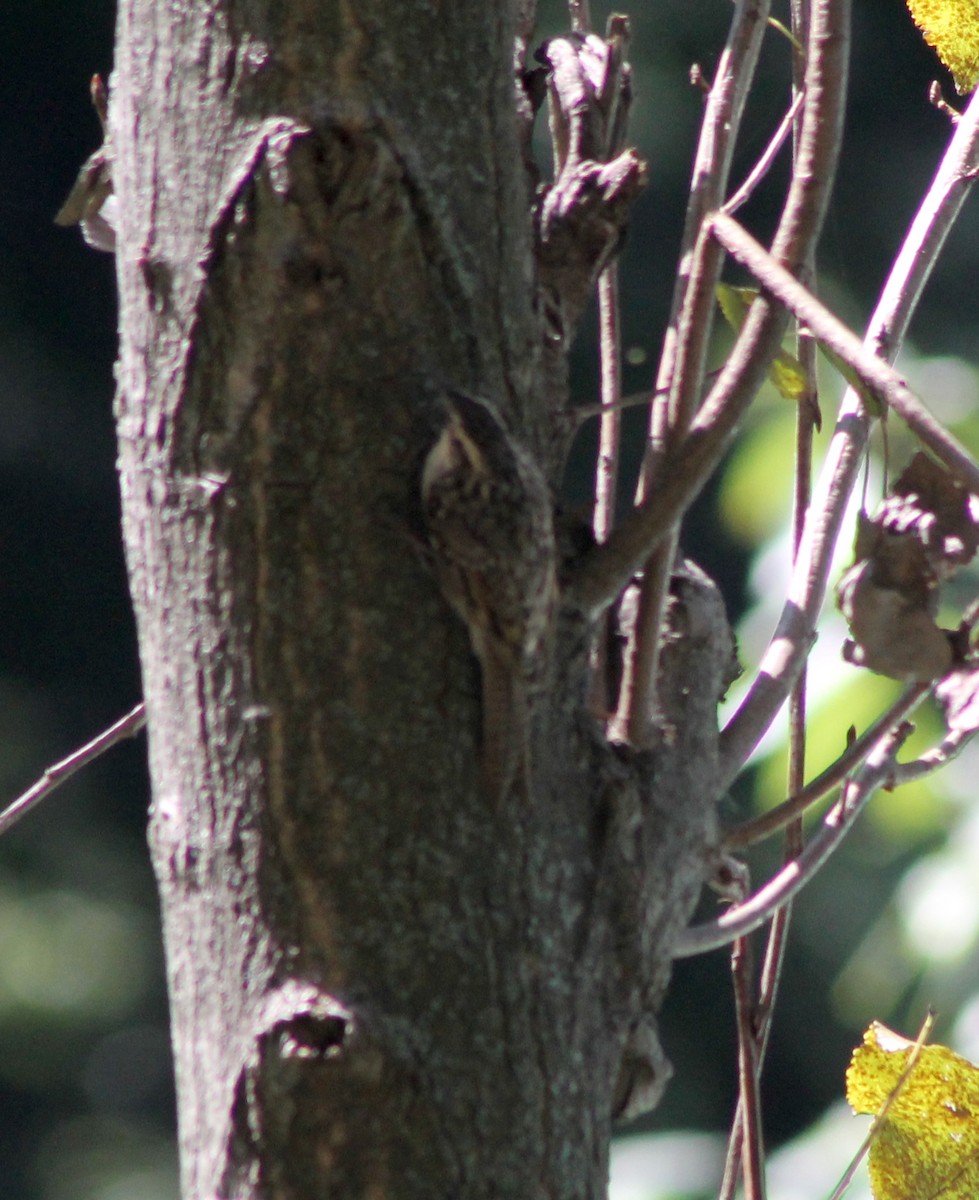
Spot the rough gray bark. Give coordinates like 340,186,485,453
110,2,735,1196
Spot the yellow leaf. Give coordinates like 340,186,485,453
906,0,979,94
846,1021,979,1200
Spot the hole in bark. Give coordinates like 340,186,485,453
277,1013,350,1061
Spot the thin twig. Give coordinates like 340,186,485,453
574,388,660,423
709,212,979,494
733,340,814,1196
0,702,147,840
721,50,816,1182
619,0,773,741
568,0,591,35
827,1010,936,1200
674,721,912,958
719,84,979,784
722,89,806,216
741,314,817,1191
651,0,774,450
887,725,978,785
592,262,624,714
593,265,623,547
731,934,767,1200
783,334,816,843
644,0,773,476
723,683,929,849
566,321,783,617
569,0,849,622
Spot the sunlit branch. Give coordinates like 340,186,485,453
673,721,911,957
618,0,773,742
0,702,147,841
592,267,624,715
567,0,591,34
719,84,979,784
593,264,623,548
710,211,979,493
888,725,978,786
721,24,816,1182
568,0,850,622
722,89,805,216
731,933,768,1200
723,683,930,849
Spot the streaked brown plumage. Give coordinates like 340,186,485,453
421,391,557,798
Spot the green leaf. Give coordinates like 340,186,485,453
715,283,811,406
816,339,884,418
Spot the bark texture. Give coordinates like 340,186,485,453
110,2,736,1196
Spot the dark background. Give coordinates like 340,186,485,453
1,2,977,1197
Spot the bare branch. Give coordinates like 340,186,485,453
720,36,816,1182
568,0,592,35
568,0,850,620
874,86,979,359
648,0,773,452
710,211,979,493
674,721,912,958
731,934,768,1200
0,702,147,840
722,89,806,216
723,683,930,849
719,85,979,781
887,724,979,785
618,0,773,742
593,265,623,547
591,263,624,716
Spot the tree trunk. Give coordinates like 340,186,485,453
111,2,735,1196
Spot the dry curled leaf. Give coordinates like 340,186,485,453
838,557,953,681
878,452,979,576
838,454,977,681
